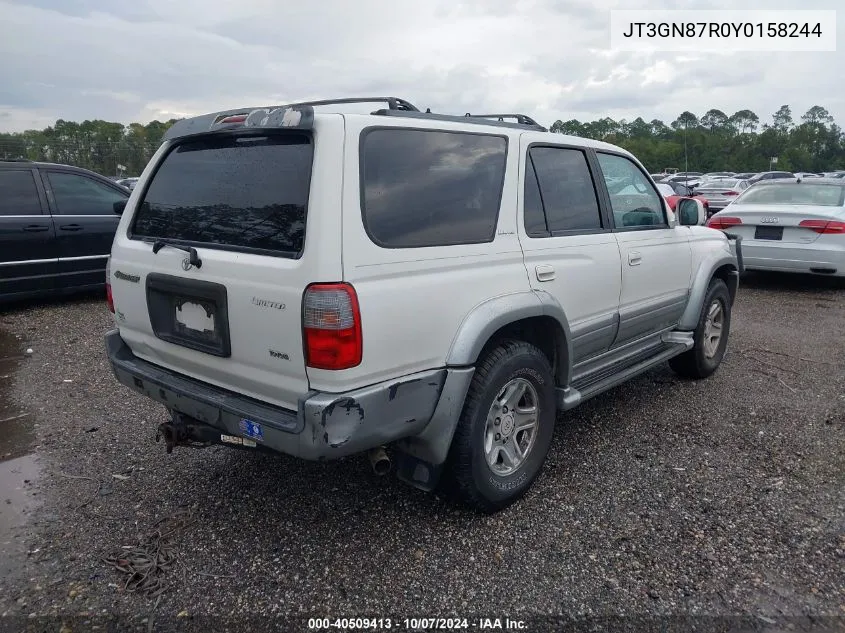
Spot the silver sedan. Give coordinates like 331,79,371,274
695,178,750,213
706,179,845,277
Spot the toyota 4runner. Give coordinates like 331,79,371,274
105,97,743,513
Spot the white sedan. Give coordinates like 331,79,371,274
706,178,845,277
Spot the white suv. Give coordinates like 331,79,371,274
105,97,743,512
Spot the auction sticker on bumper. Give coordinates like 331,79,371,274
239,419,264,441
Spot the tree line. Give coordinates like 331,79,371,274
0,119,177,177
550,105,843,174
0,104,841,176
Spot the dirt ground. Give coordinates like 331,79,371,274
0,272,843,633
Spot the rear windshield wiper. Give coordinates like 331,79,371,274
150,240,203,269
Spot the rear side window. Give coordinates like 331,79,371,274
0,170,41,216
47,171,127,215
132,134,313,257
361,129,507,248
527,147,603,233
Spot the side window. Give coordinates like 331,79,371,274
47,172,127,216
596,153,666,229
528,147,602,233
523,157,548,236
0,170,42,216
361,129,507,248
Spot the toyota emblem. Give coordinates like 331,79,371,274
181,256,193,271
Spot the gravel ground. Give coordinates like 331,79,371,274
0,274,843,633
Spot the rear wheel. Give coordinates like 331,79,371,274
444,339,556,513
669,278,731,379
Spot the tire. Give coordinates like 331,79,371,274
443,339,556,513
669,278,731,379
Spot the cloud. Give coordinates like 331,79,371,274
0,0,842,133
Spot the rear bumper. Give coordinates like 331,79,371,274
105,329,455,460
741,240,845,276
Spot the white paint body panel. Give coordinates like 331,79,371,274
109,109,738,415
109,115,346,410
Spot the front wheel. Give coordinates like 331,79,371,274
669,278,732,379
444,339,556,513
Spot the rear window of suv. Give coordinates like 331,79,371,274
131,133,313,257
361,128,508,248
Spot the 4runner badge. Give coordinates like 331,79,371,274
113,270,140,283
252,297,286,310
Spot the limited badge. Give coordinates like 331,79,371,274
239,419,264,442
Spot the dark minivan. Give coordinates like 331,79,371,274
0,160,129,303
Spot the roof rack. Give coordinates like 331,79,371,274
164,97,548,140
279,96,420,112
465,113,544,128
373,109,548,132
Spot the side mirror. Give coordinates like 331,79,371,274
113,199,128,215
677,198,706,226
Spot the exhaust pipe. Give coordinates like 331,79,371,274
368,446,391,476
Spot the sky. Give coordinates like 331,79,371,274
0,0,842,132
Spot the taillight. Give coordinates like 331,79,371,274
799,219,845,234
723,191,739,196
105,256,115,314
706,216,743,229
303,283,362,370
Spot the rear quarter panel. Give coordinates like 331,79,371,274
308,116,531,393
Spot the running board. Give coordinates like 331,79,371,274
556,332,693,411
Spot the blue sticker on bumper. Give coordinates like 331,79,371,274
239,419,264,441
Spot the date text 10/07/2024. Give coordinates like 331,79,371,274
621,21,822,39
307,618,528,630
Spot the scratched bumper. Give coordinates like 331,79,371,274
105,329,448,460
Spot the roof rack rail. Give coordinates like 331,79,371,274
465,113,544,128
279,96,420,112
373,109,547,132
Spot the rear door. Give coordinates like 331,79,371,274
0,167,57,298
109,117,344,411
517,140,622,362
43,169,127,289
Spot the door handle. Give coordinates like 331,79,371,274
628,252,642,266
22,224,49,232
59,224,83,231
535,265,556,282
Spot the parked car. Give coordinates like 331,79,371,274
707,178,845,277
733,172,757,180
104,97,742,512
656,182,711,214
794,172,823,179
693,178,751,214
702,172,735,179
0,160,130,303
116,177,139,190
747,171,795,184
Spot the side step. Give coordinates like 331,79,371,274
556,334,693,411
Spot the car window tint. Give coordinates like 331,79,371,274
529,147,602,232
596,153,666,228
48,172,127,215
132,134,313,256
361,129,507,248
523,156,548,236
0,170,42,216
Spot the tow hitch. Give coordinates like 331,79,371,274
156,412,216,453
